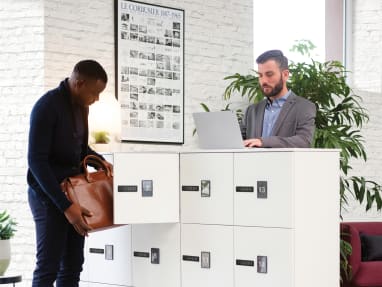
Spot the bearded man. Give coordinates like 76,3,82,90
241,50,316,148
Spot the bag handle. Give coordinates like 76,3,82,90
82,155,112,181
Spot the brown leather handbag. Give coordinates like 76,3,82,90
61,155,114,231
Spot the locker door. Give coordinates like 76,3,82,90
234,226,293,287
181,224,234,287
114,152,179,224
84,225,133,286
234,152,294,228
132,223,181,287
180,153,233,225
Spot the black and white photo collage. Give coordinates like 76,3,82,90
119,10,183,132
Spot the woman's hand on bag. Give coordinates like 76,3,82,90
64,203,93,236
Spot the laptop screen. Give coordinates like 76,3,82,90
192,111,244,149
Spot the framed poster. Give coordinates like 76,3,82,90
115,0,184,144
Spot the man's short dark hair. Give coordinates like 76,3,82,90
73,59,108,83
256,50,288,70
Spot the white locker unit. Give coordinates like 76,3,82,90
180,153,234,225
84,149,339,287
181,223,234,287
234,226,293,287
81,225,133,286
131,223,181,287
113,152,179,224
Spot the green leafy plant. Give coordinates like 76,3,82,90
91,130,110,144
0,210,17,240
340,231,353,282
203,40,382,284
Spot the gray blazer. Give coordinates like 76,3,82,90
241,92,316,148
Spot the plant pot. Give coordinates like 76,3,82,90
0,239,10,275
91,143,111,153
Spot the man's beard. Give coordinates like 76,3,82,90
261,77,283,98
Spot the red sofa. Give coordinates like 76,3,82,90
341,222,382,287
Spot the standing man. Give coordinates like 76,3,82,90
27,59,113,286
241,50,316,148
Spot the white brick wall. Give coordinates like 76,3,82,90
351,0,382,93
342,0,382,221
0,0,253,284
0,0,44,284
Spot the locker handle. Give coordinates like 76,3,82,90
118,185,138,192
89,248,104,254
236,259,254,266
235,186,254,192
181,185,199,191
182,255,200,262
134,251,150,258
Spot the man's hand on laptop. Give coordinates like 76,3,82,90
243,138,263,148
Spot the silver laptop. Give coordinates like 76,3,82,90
192,111,245,149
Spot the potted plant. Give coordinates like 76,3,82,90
201,40,382,284
0,210,17,275
91,130,111,152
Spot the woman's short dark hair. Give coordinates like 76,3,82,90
256,50,288,70
73,59,108,83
